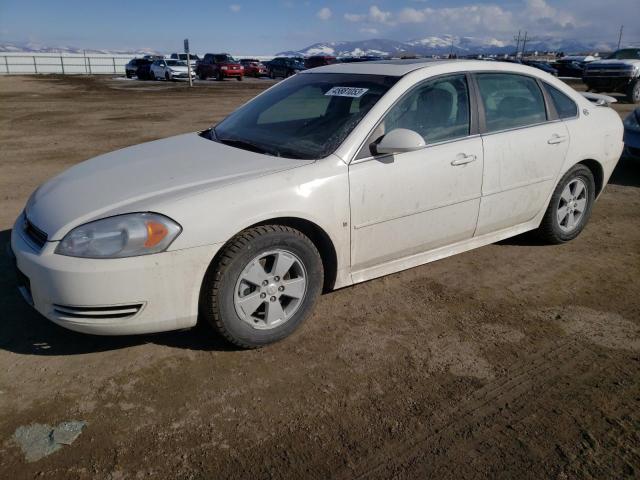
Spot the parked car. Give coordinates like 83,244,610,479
240,59,268,77
522,60,558,76
12,60,623,349
553,55,596,78
197,53,244,81
124,58,143,78
340,56,384,63
170,53,199,71
135,59,155,80
304,55,337,69
267,57,305,78
583,48,640,103
623,107,640,159
150,59,195,81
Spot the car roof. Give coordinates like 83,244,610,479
301,58,551,77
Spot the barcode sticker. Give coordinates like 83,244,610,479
325,87,369,98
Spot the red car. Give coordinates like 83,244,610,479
240,59,268,77
197,53,244,81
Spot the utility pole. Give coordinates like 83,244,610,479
449,36,454,58
617,25,624,49
521,31,529,58
514,30,522,58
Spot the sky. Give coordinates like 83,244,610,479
0,0,638,54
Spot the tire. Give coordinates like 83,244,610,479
535,164,595,244
200,225,324,349
237,75,243,81
217,72,224,81
269,70,275,79
165,72,171,81
626,80,640,104
125,71,132,78
199,72,206,80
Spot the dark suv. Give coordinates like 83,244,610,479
583,48,640,103
125,58,144,78
197,53,244,81
304,55,337,69
267,57,305,79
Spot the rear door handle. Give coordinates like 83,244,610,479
547,134,568,145
451,153,477,166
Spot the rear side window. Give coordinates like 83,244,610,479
545,84,578,119
476,73,547,132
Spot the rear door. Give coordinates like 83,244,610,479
474,73,570,236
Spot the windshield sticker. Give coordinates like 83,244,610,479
325,87,369,98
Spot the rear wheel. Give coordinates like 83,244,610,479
535,164,595,244
125,71,132,78
269,70,275,79
200,225,323,349
626,80,640,104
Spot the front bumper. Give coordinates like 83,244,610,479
11,219,220,335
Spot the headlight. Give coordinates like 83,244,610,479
624,112,640,132
55,213,181,259
221,66,228,70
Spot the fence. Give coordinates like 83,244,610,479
0,53,132,75
0,53,276,75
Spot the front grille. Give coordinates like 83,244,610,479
23,217,48,249
53,303,144,320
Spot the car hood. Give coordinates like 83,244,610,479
26,133,314,240
587,59,640,67
168,66,189,72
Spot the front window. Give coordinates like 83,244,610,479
166,60,186,67
215,55,236,63
607,49,640,60
380,74,470,144
210,73,399,159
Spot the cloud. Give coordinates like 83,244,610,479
345,6,393,25
340,1,595,40
229,4,241,13
359,27,379,35
316,7,332,21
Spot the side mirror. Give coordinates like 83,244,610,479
374,128,426,155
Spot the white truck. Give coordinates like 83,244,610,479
583,48,640,103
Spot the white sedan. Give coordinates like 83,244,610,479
12,60,623,348
150,59,194,81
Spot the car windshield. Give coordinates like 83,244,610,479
215,55,236,63
210,73,398,160
607,49,640,60
166,60,186,67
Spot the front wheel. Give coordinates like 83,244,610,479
626,80,640,104
237,75,243,81
535,164,595,244
200,225,324,349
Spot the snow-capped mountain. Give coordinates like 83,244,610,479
277,36,615,57
0,41,158,55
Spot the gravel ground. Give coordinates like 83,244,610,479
0,74,639,479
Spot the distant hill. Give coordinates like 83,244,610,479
0,41,158,55
277,36,616,57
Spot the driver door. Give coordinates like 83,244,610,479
348,74,484,272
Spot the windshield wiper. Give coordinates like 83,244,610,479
216,136,281,157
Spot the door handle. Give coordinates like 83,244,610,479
451,153,477,166
547,134,568,145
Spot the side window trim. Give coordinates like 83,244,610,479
352,72,476,162
471,71,558,135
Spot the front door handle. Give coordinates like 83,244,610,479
451,153,477,166
547,134,568,145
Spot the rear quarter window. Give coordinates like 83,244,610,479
545,84,578,119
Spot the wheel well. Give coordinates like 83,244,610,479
205,218,338,294
252,217,338,292
578,159,604,197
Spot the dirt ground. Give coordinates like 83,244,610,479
0,74,639,479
